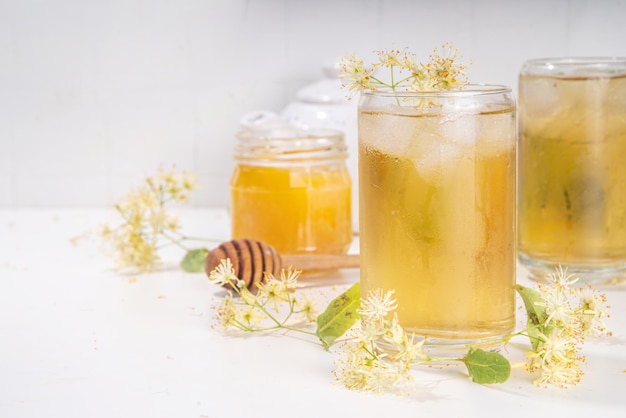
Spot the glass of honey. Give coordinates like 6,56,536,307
230,128,353,262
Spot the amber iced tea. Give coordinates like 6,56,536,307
358,88,516,343
518,58,626,282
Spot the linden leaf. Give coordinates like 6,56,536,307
316,282,360,350
515,284,555,350
515,284,546,326
463,348,511,384
180,248,209,273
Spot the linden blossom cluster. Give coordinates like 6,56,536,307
517,266,611,387
334,289,427,394
209,259,319,335
338,43,470,96
101,166,203,272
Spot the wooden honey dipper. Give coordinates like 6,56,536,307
204,238,360,291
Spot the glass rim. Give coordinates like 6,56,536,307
523,56,626,66
521,57,626,76
360,84,512,98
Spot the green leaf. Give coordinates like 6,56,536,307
316,282,361,350
515,284,554,350
515,284,546,327
180,248,209,273
463,347,511,384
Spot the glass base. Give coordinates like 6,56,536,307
383,331,510,359
518,252,626,286
425,336,508,359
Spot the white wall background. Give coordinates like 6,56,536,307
1,0,625,208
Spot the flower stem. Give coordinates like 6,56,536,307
159,231,191,251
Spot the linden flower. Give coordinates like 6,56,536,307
101,166,199,272
338,53,376,95
237,305,264,329
534,358,584,388
213,293,238,328
365,360,409,394
546,265,579,289
256,275,291,312
209,258,238,287
249,268,302,310
208,261,321,339
420,42,469,90
102,223,159,271
522,265,611,388
356,316,387,345
525,328,585,388
339,42,469,96
239,287,258,306
295,292,318,322
334,348,372,391
383,315,406,347
576,285,611,337
359,289,398,320
278,268,303,291
373,48,407,69
383,316,427,367
537,330,579,366
539,285,576,328
335,288,421,394
154,168,198,202
335,345,413,394
346,353,415,394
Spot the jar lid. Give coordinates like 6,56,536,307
234,128,348,167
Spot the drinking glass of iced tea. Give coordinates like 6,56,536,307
518,58,626,284
358,86,517,352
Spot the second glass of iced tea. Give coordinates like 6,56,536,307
518,58,626,284
358,86,516,352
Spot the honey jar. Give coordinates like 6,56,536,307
230,127,353,257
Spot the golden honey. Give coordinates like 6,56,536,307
230,129,352,257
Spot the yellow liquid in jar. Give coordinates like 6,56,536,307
358,109,516,340
230,164,352,256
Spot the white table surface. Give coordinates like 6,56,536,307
1,209,625,418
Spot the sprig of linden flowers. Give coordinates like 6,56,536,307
101,166,212,272
338,42,470,96
209,258,318,335
515,266,611,388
